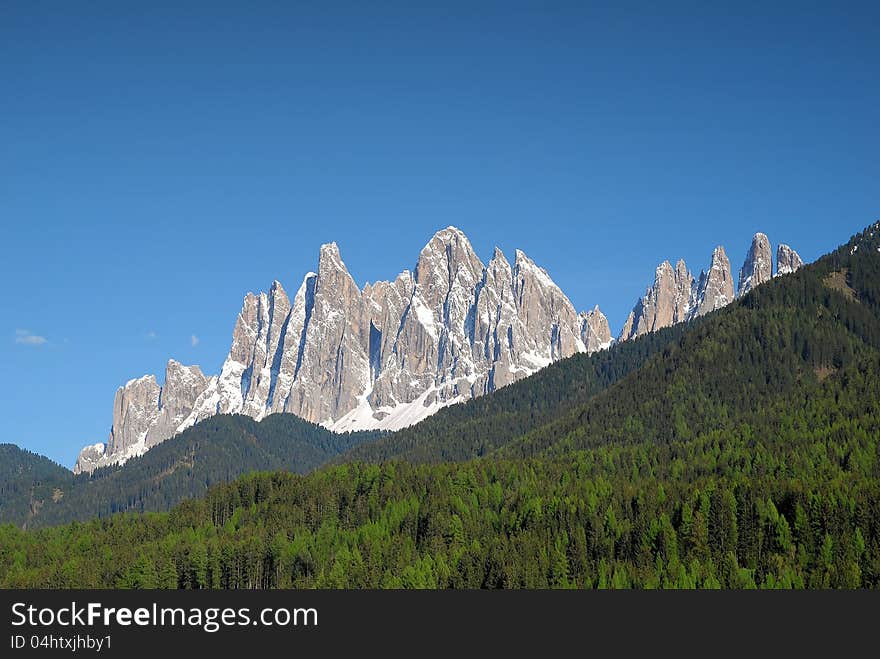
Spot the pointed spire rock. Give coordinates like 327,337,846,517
691,246,735,318
415,227,484,311
738,233,773,297
107,375,161,458
284,239,369,425
146,361,210,449
619,258,694,341
579,306,613,353
317,242,352,278
512,248,582,361
776,244,804,276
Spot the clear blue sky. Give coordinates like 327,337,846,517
2,2,877,467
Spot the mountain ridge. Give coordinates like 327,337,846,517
75,227,802,472
75,226,615,472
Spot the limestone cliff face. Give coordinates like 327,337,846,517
776,244,804,276
146,361,208,449
692,246,735,318
619,259,695,342
618,233,802,345
105,375,161,459
738,233,773,297
77,226,805,472
579,306,613,354
76,227,612,471
74,363,208,474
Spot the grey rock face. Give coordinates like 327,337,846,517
738,233,773,297
619,259,695,341
513,249,585,362
146,361,208,449
620,235,797,343
76,227,614,470
579,306,613,353
282,243,371,424
692,246,735,318
74,363,210,474
776,244,804,276
73,443,106,475
106,375,161,458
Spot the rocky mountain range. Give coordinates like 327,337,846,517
75,228,803,473
75,227,614,473
618,233,803,343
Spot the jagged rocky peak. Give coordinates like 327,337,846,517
619,233,803,344
692,245,734,318
579,306,613,352
146,360,209,449
78,226,614,469
414,226,484,329
73,443,106,476
776,244,804,276
285,239,369,425
74,362,211,474
738,232,773,297
512,248,584,360
106,375,161,458
619,258,694,342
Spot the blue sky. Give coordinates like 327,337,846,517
2,2,878,467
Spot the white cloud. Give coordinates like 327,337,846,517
191,334,200,347
146,330,158,340
15,329,47,346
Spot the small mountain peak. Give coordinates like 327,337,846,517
318,242,352,276
416,227,483,289
776,244,804,276
738,234,773,297
165,358,203,374
319,241,341,259
691,245,734,318
124,374,157,389
424,226,470,249
268,279,290,307
579,305,613,353
656,260,674,278
488,246,511,268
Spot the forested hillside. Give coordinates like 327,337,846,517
0,415,378,528
501,222,880,459
1,223,879,588
0,446,71,527
338,322,685,463
2,344,878,587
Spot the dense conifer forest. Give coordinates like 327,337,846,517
0,415,379,527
